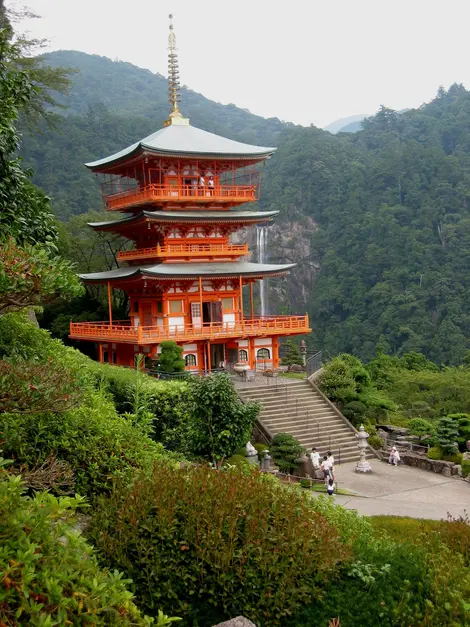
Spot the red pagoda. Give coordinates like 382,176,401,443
69,16,310,372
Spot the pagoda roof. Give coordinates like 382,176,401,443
85,123,276,170
80,261,294,284
89,209,278,231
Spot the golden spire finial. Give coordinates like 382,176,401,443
164,14,189,126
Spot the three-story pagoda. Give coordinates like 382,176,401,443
69,16,310,372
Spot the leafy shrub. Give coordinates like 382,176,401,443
462,458,470,477
442,452,463,464
0,472,156,626
254,442,268,455
89,464,349,626
299,478,311,489
96,363,190,451
287,527,470,626
317,357,358,403
185,374,260,465
407,417,436,439
271,432,304,473
427,445,443,460
223,454,250,470
367,434,382,450
0,390,179,499
153,340,185,373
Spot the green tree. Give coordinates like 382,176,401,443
186,373,259,466
436,416,459,455
270,432,304,474
0,238,83,313
281,340,304,368
154,341,185,373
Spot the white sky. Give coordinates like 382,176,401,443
8,0,470,128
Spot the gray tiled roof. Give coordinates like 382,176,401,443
80,261,294,283
89,210,278,229
85,124,276,169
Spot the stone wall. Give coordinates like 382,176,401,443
393,451,462,477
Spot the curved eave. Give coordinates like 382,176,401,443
79,262,295,285
86,147,275,172
88,210,279,231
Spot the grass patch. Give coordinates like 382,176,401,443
279,372,306,380
370,515,441,541
301,483,359,496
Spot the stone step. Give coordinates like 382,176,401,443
260,410,339,422
262,420,351,439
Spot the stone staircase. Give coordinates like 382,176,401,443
238,379,375,464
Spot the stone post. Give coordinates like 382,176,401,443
300,340,307,366
262,450,271,472
296,451,310,478
356,424,372,473
245,441,258,465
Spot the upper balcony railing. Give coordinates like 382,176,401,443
70,315,310,345
117,242,249,262
105,184,257,211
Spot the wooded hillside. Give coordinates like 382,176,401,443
21,51,470,364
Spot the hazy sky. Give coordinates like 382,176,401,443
9,0,470,128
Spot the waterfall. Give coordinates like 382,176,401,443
257,226,268,317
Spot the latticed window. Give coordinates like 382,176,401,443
239,349,248,362
185,354,197,367
257,348,270,360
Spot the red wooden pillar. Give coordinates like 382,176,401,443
107,281,113,325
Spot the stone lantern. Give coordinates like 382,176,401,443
356,424,372,473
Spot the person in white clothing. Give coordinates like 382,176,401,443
310,447,320,469
321,455,330,485
327,451,335,479
388,446,400,466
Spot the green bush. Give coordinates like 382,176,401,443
407,417,436,439
462,459,470,477
367,434,382,450
442,452,463,464
427,445,444,460
287,532,470,627
0,472,156,626
0,396,179,499
299,478,311,489
223,454,250,470
89,464,349,626
254,442,268,455
271,432,304,474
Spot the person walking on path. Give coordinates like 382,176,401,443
327,477,336,496
310,447,320,470
327,450,335,479
321,455,330,485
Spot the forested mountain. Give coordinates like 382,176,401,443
20,51,470,365
323,114,369,134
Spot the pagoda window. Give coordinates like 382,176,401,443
156,301,163,314
222,297,233,311
185,354,197,367
133,301,139,313
257,348,270,360
169,300,183,314
239,349,248,362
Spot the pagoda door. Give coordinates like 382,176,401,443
210,302,223,325
141,303,153,327
191,302,202,329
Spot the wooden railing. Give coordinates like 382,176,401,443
117,243,249,262
70,315,310,344
105,184,257,210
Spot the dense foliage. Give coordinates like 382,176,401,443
0,314,180,498
184,373,259,465
19,51,470,364
0,469,156,626
89,464,350,626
